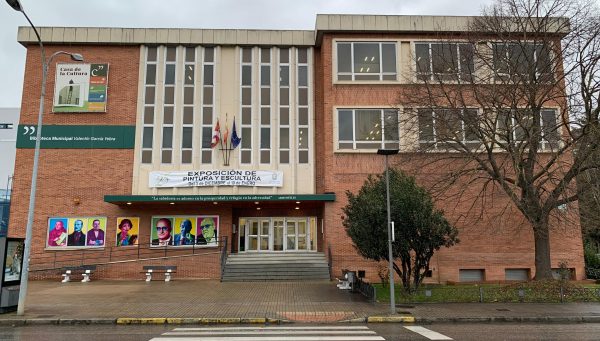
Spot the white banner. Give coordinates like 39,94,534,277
149,170,283,188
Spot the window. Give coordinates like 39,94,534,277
240,47,253,164
142,46,157,164
415,42,474,81
418,108,480,149
201,47,215,164
260,48,271,164
161,47,177,164
181,47,195,164
459,269,484,282
505,268,529,281
337,109,399,150
279,48,290,164
336,42,397,81
493,42,553,81
496,109,560,150
297,48,310,163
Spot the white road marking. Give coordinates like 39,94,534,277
404,326,453,340
150,325,385,341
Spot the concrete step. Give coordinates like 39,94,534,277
222,251,330,282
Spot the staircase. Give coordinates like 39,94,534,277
221,252,330,281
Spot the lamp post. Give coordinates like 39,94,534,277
377,148,399,314
6,0,83,316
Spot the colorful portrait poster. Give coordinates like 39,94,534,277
151,217,174,247
173,217,197,246
47,218,68,247
86,217,107,246
197,216,219,246
67,218,88,247
53,63,109,112
116,217,139,247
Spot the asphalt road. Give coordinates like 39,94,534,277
0,323,599,340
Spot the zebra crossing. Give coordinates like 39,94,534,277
148,325,385,340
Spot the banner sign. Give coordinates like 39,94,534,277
150,216,219,247
149,170,284,188
53,63,109,112
47,217,107,249
16,125,135,149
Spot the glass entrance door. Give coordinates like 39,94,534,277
286,218,309,251
273,218,284,251
246,219,270,252
240,217,313,252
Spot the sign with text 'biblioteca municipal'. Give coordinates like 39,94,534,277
16,125,135,149
149,170,284,188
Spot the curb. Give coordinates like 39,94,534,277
115,317,290,325
0,315,598,325
414,316,600,324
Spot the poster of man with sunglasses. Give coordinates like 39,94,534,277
151,217,173,246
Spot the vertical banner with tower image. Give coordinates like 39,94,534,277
53,63,109,112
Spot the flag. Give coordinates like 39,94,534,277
210,119,220,148
231,117,241,149
223,124,229,146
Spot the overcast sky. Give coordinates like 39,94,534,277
0,0,498,108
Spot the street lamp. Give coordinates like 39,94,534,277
6,0,83,316
377,148,399,314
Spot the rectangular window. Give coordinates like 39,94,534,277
201,46,215,164
496,108,559,150
161,47,177,164
493,42,554,81
415,42,474,82
337,109,399,150
336,42,397,81
260,48,271,164
181,47,195,164
459,269,485,282
297,48,310,163
418,108,480,150
240,47,253,164
279,48,290,164
142,46,157,164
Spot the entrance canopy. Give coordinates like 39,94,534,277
104,194,336,206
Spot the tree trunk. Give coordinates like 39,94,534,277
533,222,553,280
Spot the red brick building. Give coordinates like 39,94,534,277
9,15,584,282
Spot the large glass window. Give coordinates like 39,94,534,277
240,47,253,164
418,108,480,149
493,43,553,81
336,42,397,81
496,109,559,150
415,42,474,82
337,109,399,150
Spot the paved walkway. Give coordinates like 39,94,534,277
1,280,599,323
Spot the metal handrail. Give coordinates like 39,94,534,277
327,243,333,280
220,236,229,281
28,236,228,272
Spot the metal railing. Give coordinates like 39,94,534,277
327,243,333,280
29,236,229,272
220,237,229,281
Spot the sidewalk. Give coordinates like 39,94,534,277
0,280,598,324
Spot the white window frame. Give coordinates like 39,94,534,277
417,108,481,150
335,108,400,151
495,108,560,151
240,47,253,164
200,46,215,164
335,41,398,81
414,41,475,82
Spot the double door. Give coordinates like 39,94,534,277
242,217,310,252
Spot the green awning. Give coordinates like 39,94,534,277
104,193,335,204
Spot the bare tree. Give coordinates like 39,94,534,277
399,0,600,279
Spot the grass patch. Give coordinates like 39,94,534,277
374,280,600,303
